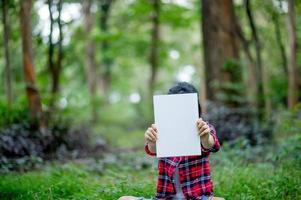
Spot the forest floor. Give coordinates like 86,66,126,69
0,130,300,200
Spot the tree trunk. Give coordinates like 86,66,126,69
287,0,299,108
245,0,271,117
47,0,55,94
272,0,287,76
201,0,239,104
47,0,63,108
99,0,113,98
1,0,12,106
234,17,258,110
149,0,160,96
55,0,63,95
20,0,43,122
83,0,98,122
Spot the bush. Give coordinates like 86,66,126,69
0,101,28,128
0,120,102,173
204,101,272,145
271,103,301,142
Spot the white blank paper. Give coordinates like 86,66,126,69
153,93,201,157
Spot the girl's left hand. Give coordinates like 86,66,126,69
196,118,210,138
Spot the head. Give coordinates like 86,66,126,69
167,82,202,116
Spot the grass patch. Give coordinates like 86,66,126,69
1,135,300,199
0,161,157,200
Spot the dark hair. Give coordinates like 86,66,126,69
168,82,202,116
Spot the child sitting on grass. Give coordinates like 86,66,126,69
119,82,222,200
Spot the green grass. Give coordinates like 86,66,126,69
1,135,300,200
213,161,301,199
0,161,157,200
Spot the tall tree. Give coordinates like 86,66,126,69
47,0,63,107
201,0,240,104
99,0,113,97
1,0,12,106
245,0,271,117
271,0,287,76
234,16,258,110
83,0,98,122
149,0,160,96
20,0,43,121
286,0,299,108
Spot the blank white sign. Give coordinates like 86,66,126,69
153,93,201,157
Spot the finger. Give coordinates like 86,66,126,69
197,122,204,129
198,122,207,130
199,127,210,137
146,135,155,142
151,124,158,132
147,127,155,135
148,127,157,138
149,131,158,141
202,125,210,132
198,125,209,135
196,118,203,125
146,129,153,138
146,132,156,142
147,131,156,141
151,130,158,139
199,130,206,137
199,129,209,137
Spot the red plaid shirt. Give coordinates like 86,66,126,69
145,123,220,200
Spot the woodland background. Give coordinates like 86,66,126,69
0,0,300,199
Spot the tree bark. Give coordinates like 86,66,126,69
83,0,98,122
149,0,160,96
286,0,299,108
20,0,43,122
1,0,12,106
201,0,239,103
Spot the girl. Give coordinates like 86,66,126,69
119,82,221,200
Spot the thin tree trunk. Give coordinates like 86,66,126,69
234,17,258,110
20,0,43,122
245,0,271,117
99,0,113,98
287,0,299,108
47,0,55,93
83,0,98,122
55,0,63,95
274,18,287,75
149,0,160,96
272,0,287,76
47,0,63,108
2,0,12,106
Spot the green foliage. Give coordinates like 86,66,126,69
0,99,28,128
272,103,301,142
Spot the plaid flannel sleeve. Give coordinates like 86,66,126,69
201,122,220,153
144,142,157,156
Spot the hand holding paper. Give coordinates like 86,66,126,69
197,118,215,149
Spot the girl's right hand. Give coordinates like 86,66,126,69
144,124,158,144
